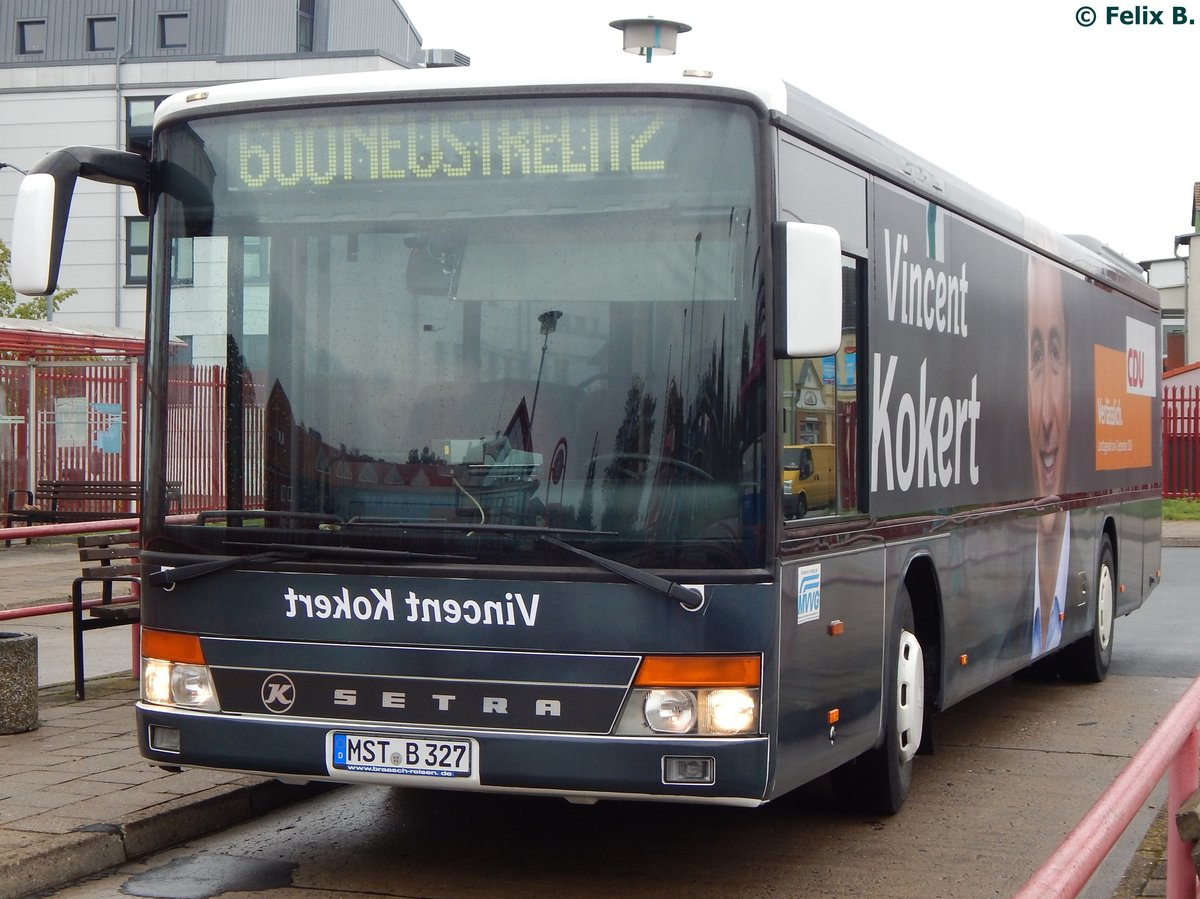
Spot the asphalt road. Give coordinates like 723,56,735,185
40,548,1200,899
1110,547,1200,679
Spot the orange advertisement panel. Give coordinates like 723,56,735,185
1094,345,1151,471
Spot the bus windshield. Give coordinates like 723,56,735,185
152,96,768,570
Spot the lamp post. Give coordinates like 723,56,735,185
529,310,563,441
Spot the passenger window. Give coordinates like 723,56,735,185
778,256,861,520
775,136,865,522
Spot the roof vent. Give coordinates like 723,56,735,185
609,17,690,62
423,48,470,68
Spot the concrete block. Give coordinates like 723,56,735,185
0,632,38,734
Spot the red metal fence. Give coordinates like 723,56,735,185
1165,385,1200,499
1,359,140,501
164,364,264,512
2,360,263,514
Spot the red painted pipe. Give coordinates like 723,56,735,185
1015,676,1200,898
0,594,137,621
0,516,141,543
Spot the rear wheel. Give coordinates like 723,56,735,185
832,587,924,814
1058,535,1115,682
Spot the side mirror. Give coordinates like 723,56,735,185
773,222,842,358
10,146,148,296
11,173,60,296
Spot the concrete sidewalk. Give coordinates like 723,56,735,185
0,539,324,898
0,679,323,898
0,527,1192,898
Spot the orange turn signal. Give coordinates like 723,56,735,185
634,654,761,688
141,628,206,665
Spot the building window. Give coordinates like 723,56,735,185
126,217,193,285
158,13,188,49
170,237,194,286
18,20,46,54
127,218,150,285
87,16,117,52
245,236,270,283
126,96,167,155
297,0,315,52
1163,312,1186,371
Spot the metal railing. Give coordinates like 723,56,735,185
0,518,141,625
1016,676,1200,897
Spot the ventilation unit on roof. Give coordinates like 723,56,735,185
423,48,470,68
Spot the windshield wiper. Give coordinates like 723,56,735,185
146,543,474,588
152,517,703,609
537,534,704,611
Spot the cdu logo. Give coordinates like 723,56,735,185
261,673,297,714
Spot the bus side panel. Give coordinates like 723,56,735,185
867,180,1160,691
1113,496,1162,617
771,543,885,797
867,181,1160,524
889,520,1035,711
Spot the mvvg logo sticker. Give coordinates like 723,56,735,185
796,564,821,625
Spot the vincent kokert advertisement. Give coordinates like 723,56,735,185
868,183,1159,658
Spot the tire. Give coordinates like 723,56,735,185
795,492,808,519
1057,535,1115,682
832,587,925,814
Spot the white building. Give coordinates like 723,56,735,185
0,0,458,333
1143,183,1200,372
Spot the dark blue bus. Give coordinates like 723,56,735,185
12,62,1160,812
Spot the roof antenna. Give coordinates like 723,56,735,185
609,17,691,62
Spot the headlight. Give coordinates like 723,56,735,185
142,659,220,712
644,689,697,734
623,687,759,736
701,689,757,735
615,654,761,736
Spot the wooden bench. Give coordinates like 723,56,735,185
4,480,181,545
71,532,140,700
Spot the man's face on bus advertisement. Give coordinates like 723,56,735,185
1026,261,1070,500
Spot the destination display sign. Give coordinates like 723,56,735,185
230,104,676,191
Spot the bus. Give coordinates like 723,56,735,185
11,56,1161,813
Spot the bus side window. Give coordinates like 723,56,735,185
777,256,859,520
776,137,865,522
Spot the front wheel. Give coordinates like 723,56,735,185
832,587,925,814
1058,535,1115,682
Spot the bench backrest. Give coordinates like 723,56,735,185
77,532,141,580
38,480,183,514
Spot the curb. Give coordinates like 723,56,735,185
0,676,336,899
0,779,333,898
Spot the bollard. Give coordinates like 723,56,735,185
0,633,38,734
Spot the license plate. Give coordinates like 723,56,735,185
331,733,472,778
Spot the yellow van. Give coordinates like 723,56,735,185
781,443,835,518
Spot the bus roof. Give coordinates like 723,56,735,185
155,63,1158,309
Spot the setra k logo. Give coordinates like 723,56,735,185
261,673,297,714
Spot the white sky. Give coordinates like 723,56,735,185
402,0,1199,266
